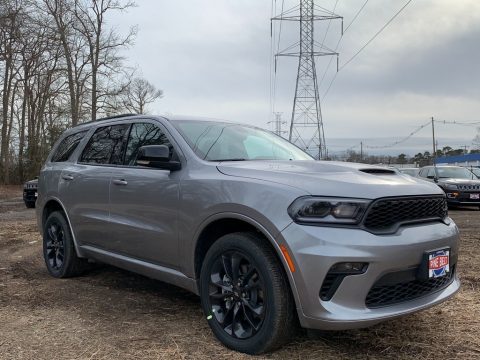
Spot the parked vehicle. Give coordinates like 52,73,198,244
418,165,480,209
36,115,460,354
398,167,420,177
23,178,38,208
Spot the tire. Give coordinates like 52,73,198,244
25,201,35,208
199,232,296,354
43,211,90,278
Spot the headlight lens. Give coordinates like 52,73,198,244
288,197,370,225
445,184,458,190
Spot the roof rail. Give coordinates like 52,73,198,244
76,113,138,127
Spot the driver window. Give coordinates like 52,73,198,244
124,123,173,166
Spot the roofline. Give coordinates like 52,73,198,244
72,113,139,128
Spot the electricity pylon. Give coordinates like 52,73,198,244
268,112,288,138
272,0,342,159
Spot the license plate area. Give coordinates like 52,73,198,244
417,248,450,281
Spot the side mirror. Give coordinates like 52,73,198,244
136,145,181,171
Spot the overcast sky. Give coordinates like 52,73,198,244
110,0,480,155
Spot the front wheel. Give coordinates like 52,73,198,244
199,232,296,354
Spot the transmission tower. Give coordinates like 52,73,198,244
272,1,342,159
268,112,287,138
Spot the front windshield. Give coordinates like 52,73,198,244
436,167,477,180
172,120,314,161
471,168,480,178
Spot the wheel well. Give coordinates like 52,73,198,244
42,200,65,228
194,218,282,280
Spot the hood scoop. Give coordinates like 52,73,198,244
359,168,397,175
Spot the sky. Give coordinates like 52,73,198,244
109,0,480,155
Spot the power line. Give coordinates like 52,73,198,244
318,0,369,88
320,0,340,47
435,119,480,127
344,0,369,33
339,0,413,71
270,0,285,121
322,0,413,100
339,119,480,152
364,120,430,149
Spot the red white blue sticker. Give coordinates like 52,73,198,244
428,249,450,278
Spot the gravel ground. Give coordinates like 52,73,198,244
0,186,479,359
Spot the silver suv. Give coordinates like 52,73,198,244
36,115,460,354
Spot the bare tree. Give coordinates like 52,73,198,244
0,1,22,183
0,0,139,184
73,0,137,121
121,77,163,114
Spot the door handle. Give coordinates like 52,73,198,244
113,179,128,186
62,174,74,181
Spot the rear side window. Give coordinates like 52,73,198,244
51,130,88,162
124,123,173,165
80,124,130,164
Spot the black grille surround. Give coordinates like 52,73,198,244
366,266,456,308
458,184,480,191
361,195,448,234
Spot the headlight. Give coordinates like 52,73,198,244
288,197,370,225
445,184,458,190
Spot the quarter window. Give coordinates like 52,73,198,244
124,123,173,165
51,130,88,162
80,125,130,164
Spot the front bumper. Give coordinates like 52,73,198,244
281,220,460,330
445,190,480,206
23,189,37,203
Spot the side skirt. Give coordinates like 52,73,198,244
81,245,199,295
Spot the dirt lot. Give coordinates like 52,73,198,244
1,186,479,360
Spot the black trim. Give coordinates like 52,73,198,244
366,265,456,308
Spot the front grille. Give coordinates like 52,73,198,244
363,196,447,233
365,266,455,308
458,184,480,191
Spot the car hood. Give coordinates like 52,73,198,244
217,161,443,199
439,178,480,185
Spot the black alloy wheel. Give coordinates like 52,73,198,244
45,221,65,271
208,250,266,339
200,232,296,354
43,211,90,278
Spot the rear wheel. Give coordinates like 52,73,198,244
199,232,295,354
43,211,90,278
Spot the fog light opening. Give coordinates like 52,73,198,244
330,262,368,274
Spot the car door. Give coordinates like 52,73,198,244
108,121,182,269
60,124,130,249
